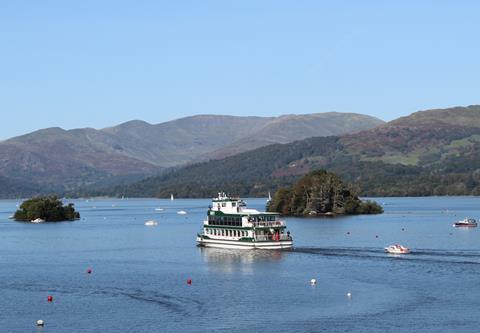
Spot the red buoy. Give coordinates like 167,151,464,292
187,279,192,285
87,268,93,274
47,295,53,302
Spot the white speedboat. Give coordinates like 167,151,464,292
31,218,45,223
154,208,164,211
177,210,187,215
196,192,293,249
453,218,477,227
385,244,410,254
144,220,158,226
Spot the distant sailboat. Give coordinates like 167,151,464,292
267,191,272,203
170,194,174,201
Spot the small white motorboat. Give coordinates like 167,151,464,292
177,210,187,215
144,220,158,226
31,218,45,223
154,208,164,211
384,244,410,254
453,218,477,227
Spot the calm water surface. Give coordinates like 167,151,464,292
0,197,479,332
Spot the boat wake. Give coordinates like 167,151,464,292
0,283,205,315
291,246,480,265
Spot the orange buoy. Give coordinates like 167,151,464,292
187,279,192,285
47,295,53,302
87,268,93,274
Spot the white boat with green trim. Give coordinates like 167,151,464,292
196,193,293,249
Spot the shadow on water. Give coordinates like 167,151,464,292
199,247,288,274
199,247,286,265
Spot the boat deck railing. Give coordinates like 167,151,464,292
254,235,292,242
249,221,285,228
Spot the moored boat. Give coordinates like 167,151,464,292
144,220,158,226
384,244,410,254
31,218,45,223
453,218,477,227
196,193,293,249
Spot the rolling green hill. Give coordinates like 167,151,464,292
106,105,480,198
0,112,382,198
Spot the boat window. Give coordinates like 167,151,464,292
222,202,226,207
232,202,236,207
221,230,224,236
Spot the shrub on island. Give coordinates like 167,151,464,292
267,169,383,216
14,196,80,222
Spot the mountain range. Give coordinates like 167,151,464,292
0,112,382,198
109,105,480,198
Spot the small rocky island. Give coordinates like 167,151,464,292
14,196,80,222
267,170,383,216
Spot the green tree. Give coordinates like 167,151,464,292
267,169,383,216
14,196,80,222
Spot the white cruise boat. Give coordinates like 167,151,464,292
384,244,410,254
453,218,477,227
196,193,293,249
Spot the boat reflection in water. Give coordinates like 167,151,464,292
199,247,286,274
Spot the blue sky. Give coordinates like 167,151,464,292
1,1,479,139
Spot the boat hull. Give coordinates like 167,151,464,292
385,249,410,254
197,237,293,249
453,224,477,227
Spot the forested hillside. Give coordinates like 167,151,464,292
0,112,382,198
104,105,480,198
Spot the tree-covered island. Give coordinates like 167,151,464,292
267,170,383,216
14,196,80,222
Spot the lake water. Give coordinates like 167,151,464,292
0,197,479,332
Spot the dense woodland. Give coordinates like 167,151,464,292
267,170,383,216
14,196,80,222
